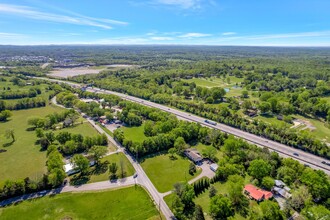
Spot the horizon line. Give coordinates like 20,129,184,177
0,44,330,48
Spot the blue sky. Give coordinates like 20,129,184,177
0,0,330,46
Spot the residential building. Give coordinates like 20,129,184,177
184,149,203,164
244,184,273,202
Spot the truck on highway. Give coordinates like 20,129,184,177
205,119,217,126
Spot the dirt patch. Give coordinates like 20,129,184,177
291,118,316,131
48,67,104,78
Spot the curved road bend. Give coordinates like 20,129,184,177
37,77,330,175
50,93,175,219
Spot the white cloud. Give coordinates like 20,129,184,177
179,32,211,38
0,32,26,38
0,4,128,29
222,32,236,36
155,0,201,9
150,36,174,41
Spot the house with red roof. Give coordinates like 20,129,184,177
244,184,273,202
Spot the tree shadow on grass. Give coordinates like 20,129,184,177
91,161,109,175
26,127,35,131
2,140,14,147
70,175,90,186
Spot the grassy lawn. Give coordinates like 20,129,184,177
70,152,135,185
141,153,202,193
0,186,161,220
293,114,330,142
192,142,223,161
183,78,220,87
255,114,289,127
54,121,98,137
183,76,243,89
89,153,135,183
0,78,55,107
0,105,64,186
122,123,147,143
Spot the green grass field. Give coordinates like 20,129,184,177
54,121,98,137
0,186,160,220
122,123,147,143
193,142,223,161
293,114,330,142
141,153,201,193
183,76,243,89
0,104,99,186
86,153,135,183
0,77,55,107
255,114,289,127
0,105,64,185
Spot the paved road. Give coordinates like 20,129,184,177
50,95,175,219
85,115,175,219
38,77,330,175
0,177,136,207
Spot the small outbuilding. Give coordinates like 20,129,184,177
210,163,219,172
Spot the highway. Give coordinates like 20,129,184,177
37,77,330,175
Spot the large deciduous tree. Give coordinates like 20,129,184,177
248,159,271,181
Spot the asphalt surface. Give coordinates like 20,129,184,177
50,94,175,219
36,77,330,175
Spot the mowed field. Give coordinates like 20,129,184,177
141,153,201,193
0,105,63,185
0,186,160,220
121,123,147,143
0,105,99,185
70,152,135,185
183,76,243,88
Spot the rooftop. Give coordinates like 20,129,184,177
244,184,273,201
184,149,203,163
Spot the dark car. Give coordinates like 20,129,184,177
322,161,326,164
293,152,299,156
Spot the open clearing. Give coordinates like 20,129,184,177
0,186,160,220
71,152,135,185
141,153,201,193
183,76,243,88
48,67,104,78
0,105,99,186
0,105,64,185
121,123,147,143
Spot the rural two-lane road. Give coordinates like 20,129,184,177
51,94,175,219
36,77,330,175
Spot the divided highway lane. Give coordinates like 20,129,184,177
36,77,330,175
